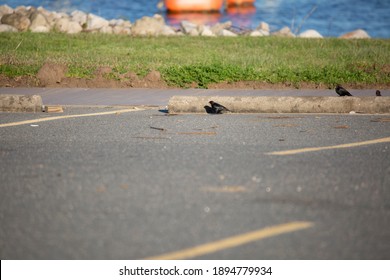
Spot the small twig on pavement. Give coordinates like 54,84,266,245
150,126,166,131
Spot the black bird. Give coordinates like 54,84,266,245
376,90,381,96
335,85,352,96
204,105,215,114
209,101,230,114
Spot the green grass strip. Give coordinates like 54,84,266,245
1,32,389,88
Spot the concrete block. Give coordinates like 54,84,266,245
0,94,43,112
168,96,390,114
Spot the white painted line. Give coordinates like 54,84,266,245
0,108,144,128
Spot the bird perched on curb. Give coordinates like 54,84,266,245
209,101,230,114
376,90,381,96
335,85,352,96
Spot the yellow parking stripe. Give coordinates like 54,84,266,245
266,136,390,156
145,221,313,260
0,108,144,128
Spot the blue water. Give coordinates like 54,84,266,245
2,0,390,38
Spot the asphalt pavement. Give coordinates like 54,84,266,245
0,87,386,106
1,104,389,259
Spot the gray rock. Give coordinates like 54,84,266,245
180,20,198,34
14,6,32,17
109,19,123,26
29,11,50,32
52,12,69,20
86,13,109,31
211,21,232,35
1,13,31,31
339,29,370,39
256,21,270,33
200,25,215,37
55,17,82,34
37,6,51,17
67,21,83,34
99,25,113,34
0,24,18,32
36,7,57,28
109,19,132,29
249,29,269,37
71,10,87,26
272,26,295,37
0,4,13,17
298,29,323,38
218,29,237,37
161,25,177,36
131,14,166,36
30,25,50,33
54,17,68,32
16,6,41,21
188,28,199,36
112,25,132,35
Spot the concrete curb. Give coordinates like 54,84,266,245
168,96,390,114
0,94,43,112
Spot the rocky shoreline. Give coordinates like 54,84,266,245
1,4,371,39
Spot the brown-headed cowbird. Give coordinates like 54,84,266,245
209,101,230,114
335,85,352,96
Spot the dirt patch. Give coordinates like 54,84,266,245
123,69,168,88
2,63,169,88
207,81,388,90
37,63,68,86
94,66,112,77
382,64,390,74
59,76,132,88
207,81,331,90
0,74,39,87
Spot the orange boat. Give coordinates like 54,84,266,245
226,5,256,16
166,12,222,25
227,0,255,7
165,0,223,13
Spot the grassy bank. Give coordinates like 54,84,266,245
1,32,389,88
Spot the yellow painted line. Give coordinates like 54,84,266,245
145,221,313,260
266,136,390,156
0,108,144,128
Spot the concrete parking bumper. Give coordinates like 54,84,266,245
0,94,43,112
168,96,390,114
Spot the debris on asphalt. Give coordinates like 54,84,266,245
333,125,349,129
178,131,217,135
273,123,299,127
370,117,390,122
132,136,170,140
150,126,166,131
266,116,298,119
42,105,64,113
